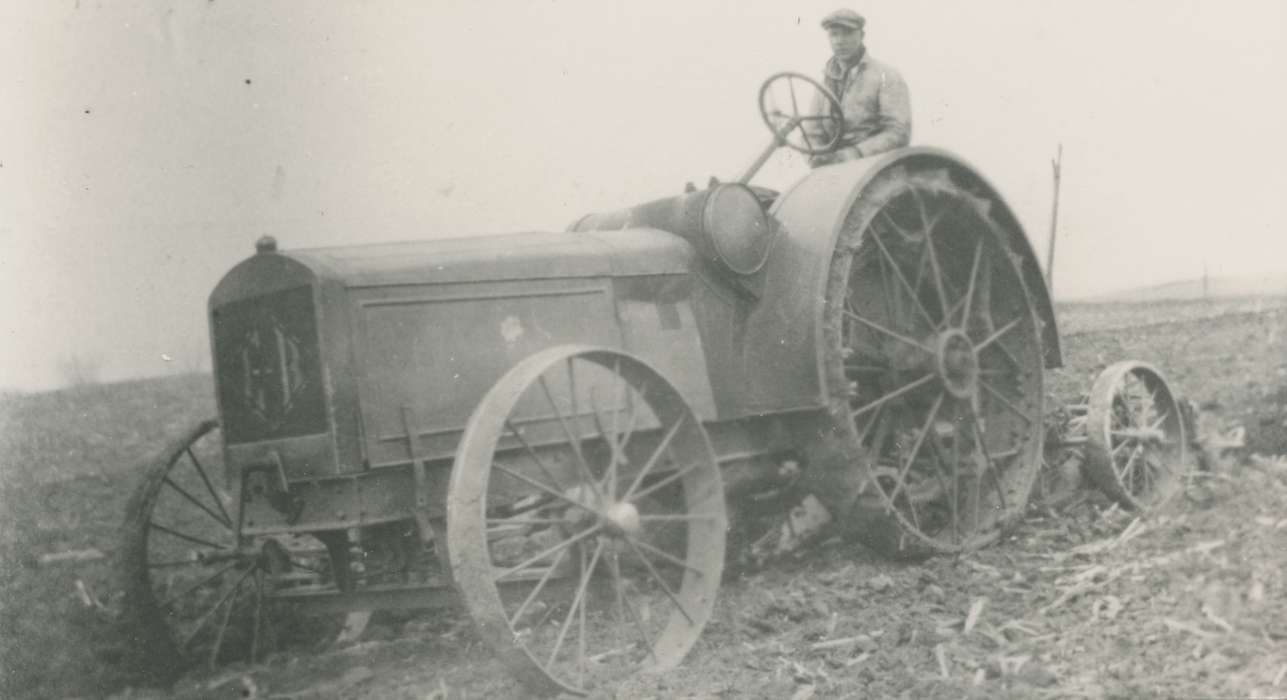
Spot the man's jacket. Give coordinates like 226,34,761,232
808,51,912,162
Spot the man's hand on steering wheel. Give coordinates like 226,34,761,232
758,72,844,157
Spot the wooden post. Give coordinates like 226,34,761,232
1045,144,1063,294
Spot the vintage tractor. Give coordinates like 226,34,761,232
119,74,1187,695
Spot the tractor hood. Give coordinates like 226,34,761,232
214,229,695,300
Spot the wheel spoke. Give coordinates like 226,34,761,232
507,546,571,629
149,559,210,569
207,567,244,668
876,209,916,240
1118,444,1144,483
979,338,1023,372
842,309,935,354
505,420,567,493
493,463,599,519
938,294,970,333
486,516,574,529
629,537,703,576
545,539,604,670
616,381,643,462
586,387,615,458
916,203,951,323
566,360,582,450
867,228,939,331
162,476,233,531
577,545,588,685
1144,455,1161,494
884,392,945,505
495,523,603,583
911,242,930,300
186,448,233,528
157,560,241,611
855,401,885,444
850,373,935,420
637,513,720,523
870,243,903,340
1148,410,1170,432
610,358,625,497
960,237,985,329
968,411,1008,512
977,378,1034,425
540,372,605,505
845,363,888,374
627,460,704,504
180,564,256,650
974,317,1023,352
622,416,686,502
622,537,693,624
950,417,962,543
148,521,229,551
250,571,264,663
1131,387,1152,428
611,552,658,664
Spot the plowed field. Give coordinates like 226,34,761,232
2,299,1284,699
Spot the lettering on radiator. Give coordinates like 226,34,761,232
237,313,306,428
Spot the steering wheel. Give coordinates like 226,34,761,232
758,72,844,156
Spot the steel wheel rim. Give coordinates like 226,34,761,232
120,420,367,677
1085,362,1187,510
120,420,268,673
447,347,726,696
833,169,1045,555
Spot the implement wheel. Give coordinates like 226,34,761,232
447,346,726,697
1084,361,1187,510
825,167,1046,557
119,420,367,681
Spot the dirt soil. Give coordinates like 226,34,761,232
2,299,1285,700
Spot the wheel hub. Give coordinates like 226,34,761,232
602,500,642,537
935,330,979,399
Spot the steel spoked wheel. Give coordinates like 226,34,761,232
448,346,726,697
1084,362,1187,510
829,168,1045,557
120,420,364,680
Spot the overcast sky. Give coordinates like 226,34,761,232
1,0,1284,391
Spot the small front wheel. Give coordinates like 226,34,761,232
447,346,726,696
1084,362,1188,510
118,420,368,681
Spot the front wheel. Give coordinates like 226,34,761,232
118,420,368,681
447,346,726,697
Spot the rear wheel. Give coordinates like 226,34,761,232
447,346,726,697
824,167,1046,557
119,420,367,681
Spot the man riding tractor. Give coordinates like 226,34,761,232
807,9,912,168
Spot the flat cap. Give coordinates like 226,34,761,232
821,9,865,30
